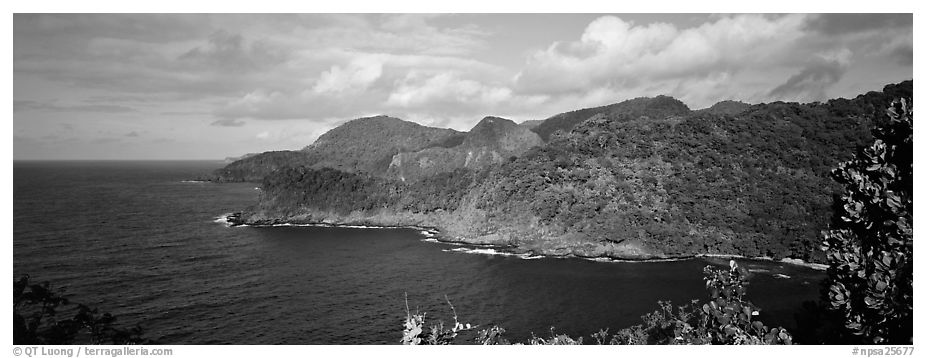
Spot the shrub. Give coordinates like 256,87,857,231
400,294,477,345
609,261,792,345
820,98,913,344
403,260,791,345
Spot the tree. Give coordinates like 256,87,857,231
821,98,913,343
13,275,147,345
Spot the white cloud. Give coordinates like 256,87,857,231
216,89,285,117
381,71,561,128
214,90,309,120
312,58,383,94
515,14,809,96
211,47,515,121
818,48,853,65
505,13,910,109
386,71,511,108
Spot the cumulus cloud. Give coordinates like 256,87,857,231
381,70,556,129
210,47,513,121
515,14,808,95
386,71,512,109
507,13,912,109
312,58,383,94
14,14,506,126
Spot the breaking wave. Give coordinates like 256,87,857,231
442,247,543,260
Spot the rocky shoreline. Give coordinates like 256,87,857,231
219,212,828,270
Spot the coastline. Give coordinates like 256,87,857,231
220,212,445,237
217,213,829,271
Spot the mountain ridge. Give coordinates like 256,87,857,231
212,96,693,182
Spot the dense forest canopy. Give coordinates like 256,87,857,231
530,95,692,141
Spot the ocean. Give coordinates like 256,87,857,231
13,160,826,344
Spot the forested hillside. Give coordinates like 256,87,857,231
212,115,460,182
212,150,312,182
214,115,544,183
530,95,691,141
697,100,752,116
301,115,461,174
386,116,544,181
236,81,911,261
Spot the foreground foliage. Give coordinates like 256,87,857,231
820,98,913,344
607,262,792,345
13,275,148,345
402,261,792,345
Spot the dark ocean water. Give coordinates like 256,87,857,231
13,161,826,344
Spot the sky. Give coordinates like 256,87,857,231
12,13,913,160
